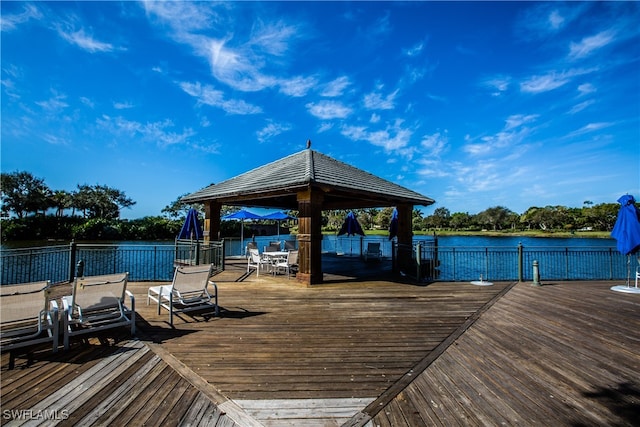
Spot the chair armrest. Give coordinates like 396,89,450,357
125,290,135,311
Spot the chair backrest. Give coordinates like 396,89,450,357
72,273,128,313
288,250,299,265
0,281,50,325
246,242,258,251
265,244,279,252
249,248,262,263
284,240,296,250
367,242,381,252
172,264,213,293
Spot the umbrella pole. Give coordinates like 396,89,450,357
241,220,244,256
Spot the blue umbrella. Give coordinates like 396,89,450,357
261,211,295,239
177,208,203,240
222,209,262,255
389,208,398,241
610,194,640,293
611,194,640,255
338,212,365,237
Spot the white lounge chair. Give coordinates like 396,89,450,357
364,242,382,261
62,273,135,350
1,280,59,368
147,264,218,326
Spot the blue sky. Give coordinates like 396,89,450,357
2,1,639,219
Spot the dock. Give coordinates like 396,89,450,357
1,257,638,426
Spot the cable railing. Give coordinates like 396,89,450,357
1,239,631,285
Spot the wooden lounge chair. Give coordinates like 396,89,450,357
147,264,218,326
62,273,135,350
1,280,59,367
364,242,382,261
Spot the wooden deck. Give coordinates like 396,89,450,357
1,257,639,426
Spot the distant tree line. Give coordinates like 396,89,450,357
0,171,624,242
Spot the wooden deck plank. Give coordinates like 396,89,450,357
368,281,640,427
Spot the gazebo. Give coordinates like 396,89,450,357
182,144,435,285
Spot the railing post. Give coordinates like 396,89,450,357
532,260,541,286
415,243,421,282
517,242,524,282
68,240,77,282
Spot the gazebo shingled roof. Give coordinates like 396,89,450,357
181,148,434,209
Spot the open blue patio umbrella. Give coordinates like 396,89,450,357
389,208,398,240
610,194,640,293
178,208,203,241
222,209,262,255
261,211,295,239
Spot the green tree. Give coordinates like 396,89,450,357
0,171,52,218
162,193,204,220
50,190,73,217
475,206,515,231
450,212,472,230
73,184,135,219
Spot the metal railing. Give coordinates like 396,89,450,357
1,241,225,285
1,240,632,285
399,242,632,282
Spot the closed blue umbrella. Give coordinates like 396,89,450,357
338,212,365,237
389,208,398,241
222,209,262,255
610,194,640,293
178,208,203,240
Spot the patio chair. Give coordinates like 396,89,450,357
274,250,298,278
284,240,297,251
246,241,258,257
1,280,59,368
147,264,218,326
364,242,382,261
247,248,267,276
62,273,135,350
264,243,280,252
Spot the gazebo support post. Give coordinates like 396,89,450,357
396,204,414,276
203,201,221,244
297,189,324,285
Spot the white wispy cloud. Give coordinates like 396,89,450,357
306,100,352,120
420,131,448,157
568,99,595,115
256,121,292,143
482,76,511,96
96,114,196,147
279,75,317,97
55,22,118,53
321,76,351,97
0,4,42,32
36,93,68,112
464,114,537,156
577,83,597,96
566,122,615,138
520,72,570,93
113,101,134,110
341,119,413,152
179,81,262,115
143,2,306,95
403,41,424,57
568,30,616,60
363,88,398,110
